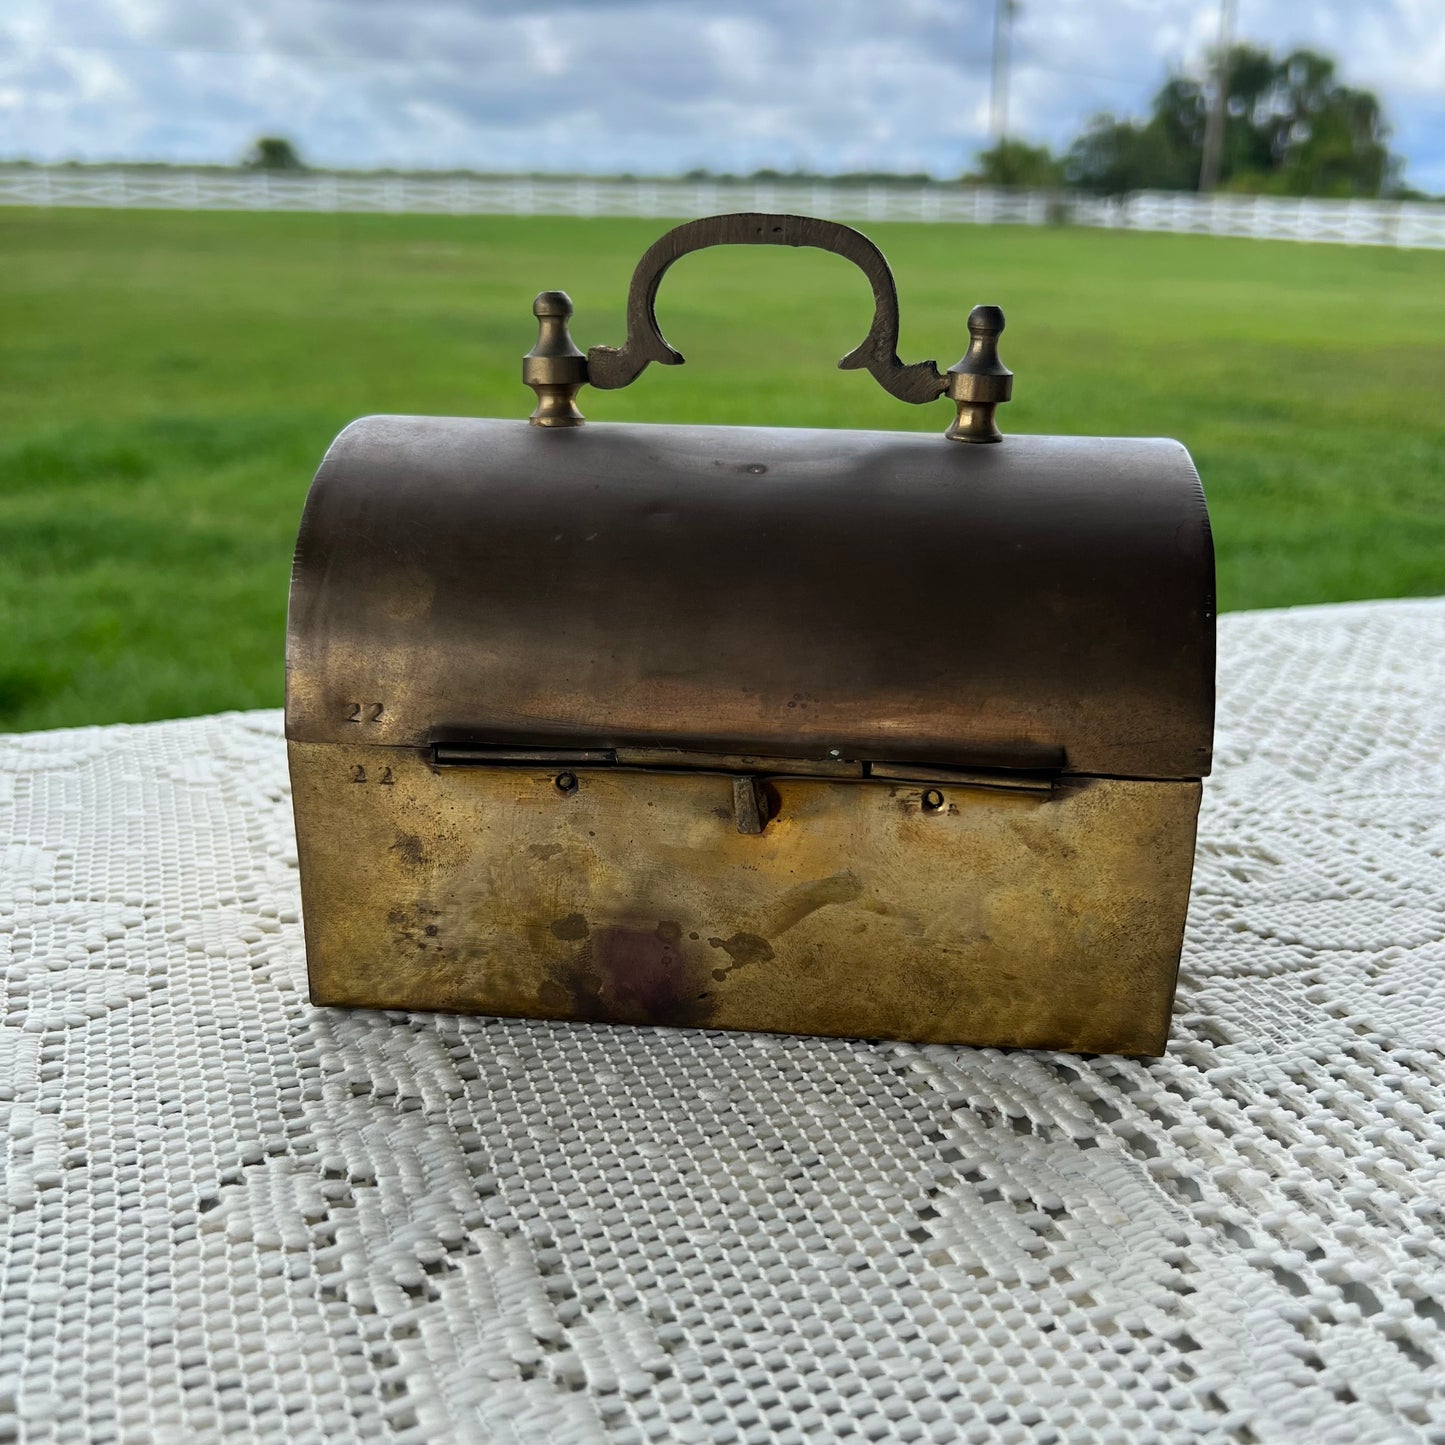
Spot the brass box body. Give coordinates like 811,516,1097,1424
286,418,1214,1055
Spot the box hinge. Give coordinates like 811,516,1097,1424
430,742,1056,798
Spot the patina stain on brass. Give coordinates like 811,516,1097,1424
291,742,1201,1053
285,211,1215,1055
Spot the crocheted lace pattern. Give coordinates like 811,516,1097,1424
2,599,1443,1443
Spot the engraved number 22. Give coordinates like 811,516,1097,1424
345,702,384,724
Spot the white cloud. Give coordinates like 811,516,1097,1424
0,0,1440,189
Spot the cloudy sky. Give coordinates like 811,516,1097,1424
3,0,1443,190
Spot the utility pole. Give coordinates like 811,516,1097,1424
1198,0,1237,191
990,0,1017,144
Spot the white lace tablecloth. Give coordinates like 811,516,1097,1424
3,598,1444,1445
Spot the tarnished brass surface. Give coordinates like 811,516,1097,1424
287,209,1215,1053
522,291,587,427
286,419,1214,780
946,306,1014,444
290,741,1202,1055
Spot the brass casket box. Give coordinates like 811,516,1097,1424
286,214,1214,1056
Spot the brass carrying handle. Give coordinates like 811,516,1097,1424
590,213,944,403
522,211,1013,442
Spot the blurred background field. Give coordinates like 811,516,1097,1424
3,204,1444,733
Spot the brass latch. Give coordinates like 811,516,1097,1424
430,743,1056,834
733,777,771,835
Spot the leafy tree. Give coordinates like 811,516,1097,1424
243,136,305,171
1064,113,1196,194
1057,45,1399,197
965,139,1062,188
1248,52,1395,195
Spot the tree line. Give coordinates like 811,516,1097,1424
222,43,1417,199
970,44,1411,198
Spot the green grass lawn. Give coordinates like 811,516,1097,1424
3,206,1444,732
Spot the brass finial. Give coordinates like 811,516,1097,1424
945,305,1013,443
523,291,588,426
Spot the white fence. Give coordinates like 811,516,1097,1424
3,166,1442,249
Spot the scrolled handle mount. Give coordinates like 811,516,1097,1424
521,212,1012,443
